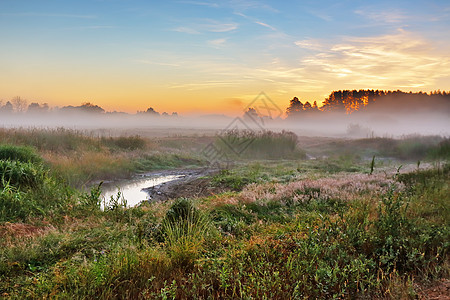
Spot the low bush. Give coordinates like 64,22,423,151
0,144,43,164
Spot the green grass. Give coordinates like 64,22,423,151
0,130,449,299
0,144,43,164
0,145,74,222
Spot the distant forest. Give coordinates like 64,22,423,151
286,90,450,117
0,99,177,117
1,90,449,118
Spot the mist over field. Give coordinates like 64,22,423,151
1,102,448,138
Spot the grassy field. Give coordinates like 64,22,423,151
0,128,449,299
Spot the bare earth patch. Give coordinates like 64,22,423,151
419,279,450,300
142,168,223,202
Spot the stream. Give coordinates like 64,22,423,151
101,173,185,207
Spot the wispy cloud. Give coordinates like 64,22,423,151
208,38,227,48
0,12,96,19
176,0,279,13
170,80,239,90
138,29,449,101
172,20,238,34
173,26,200,34
298,29,450,89
205,21,238,32
354,9,408,23
254,21,276,31
307,10,332,22
294,39,323,51
234,11,277,31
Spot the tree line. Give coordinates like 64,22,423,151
0,97,177,117
285,90,450,117
2,90,449,118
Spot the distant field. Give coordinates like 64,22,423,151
0,127,449,299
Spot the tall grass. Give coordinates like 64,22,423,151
0,128,204,187
160,198,215,269
0,127,147,152
216,130,305,159
0,160,45,189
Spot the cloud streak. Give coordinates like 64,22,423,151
354,9,408,23
254,21,276,31
173,26,200,34
172,20,238,34
208,38,227,48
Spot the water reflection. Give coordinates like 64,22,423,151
101,174,184,207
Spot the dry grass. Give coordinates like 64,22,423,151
0,223,56,246
240,172,404,205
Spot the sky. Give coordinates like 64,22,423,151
1,0,449,115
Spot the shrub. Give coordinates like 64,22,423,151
0,144,42,164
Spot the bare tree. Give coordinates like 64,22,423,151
11,96,27,113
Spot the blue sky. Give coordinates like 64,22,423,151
1,0,449,114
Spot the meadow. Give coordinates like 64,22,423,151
0,128,449,299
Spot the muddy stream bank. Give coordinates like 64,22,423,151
101,168,219,207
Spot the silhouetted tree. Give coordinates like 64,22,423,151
80,102,105,114
316,89,450,114
60,102,105,114
286,97,304,117
312,101,318,110
27,102,50,113
28,102,40,111
11,96,27,113
244,107,259,121
303,101,312,111
145,107,159,115
0,101,13,113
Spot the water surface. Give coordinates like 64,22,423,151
101,174,184,207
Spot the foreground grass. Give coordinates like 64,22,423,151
0,131,449,298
